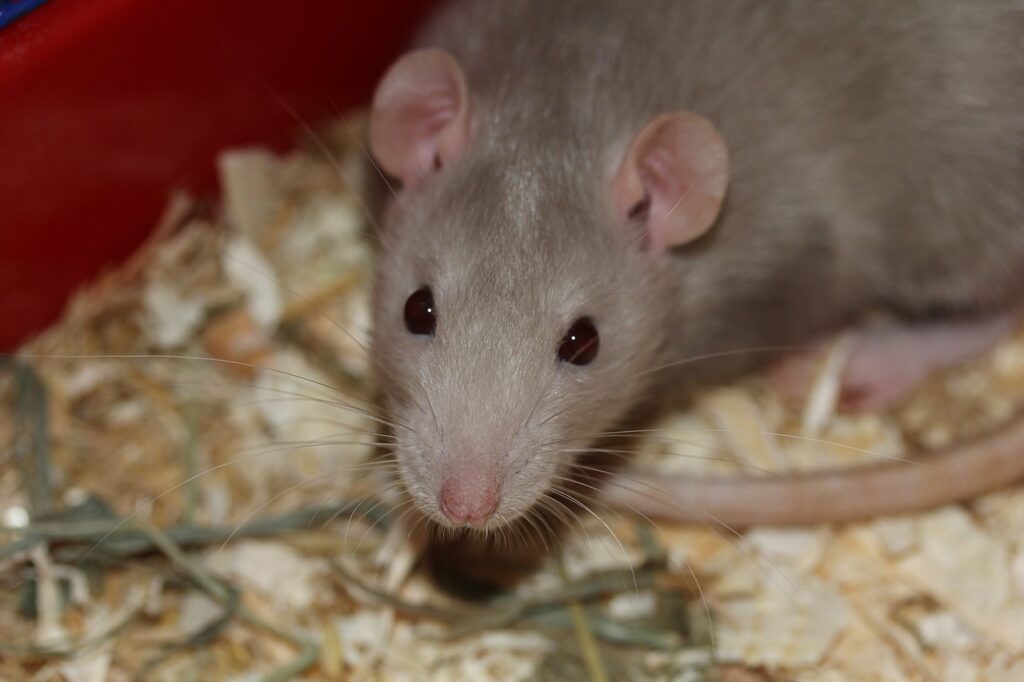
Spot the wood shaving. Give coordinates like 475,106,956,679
2,116,1023,681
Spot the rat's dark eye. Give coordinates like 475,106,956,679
557,317,599,365
404,286,436,336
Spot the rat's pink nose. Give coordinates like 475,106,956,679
440,478,499,526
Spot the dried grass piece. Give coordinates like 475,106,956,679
31,544,68,649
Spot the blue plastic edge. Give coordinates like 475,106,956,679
0,0,50,31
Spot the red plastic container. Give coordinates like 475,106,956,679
0,0,437,349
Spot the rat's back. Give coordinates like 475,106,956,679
417,0,1024,314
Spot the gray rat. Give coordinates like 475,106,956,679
366,0,1024,530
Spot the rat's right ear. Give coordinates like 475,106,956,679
611,111,729,255
369,48,472,187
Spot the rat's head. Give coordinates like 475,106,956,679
367,49,729,532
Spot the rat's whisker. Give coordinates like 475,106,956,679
579,472,800,603
217,40,384,243
319,84,398,201
524,506,560,551
591,429,916,465
542,446,788,479
73,444,395,565
534,401,577,430
697,508,801,603
231,439,396,460
628,344,811,380
212,462,396,556
16,352,361,401
397,500,435,543
548,486,638,592
569,466,798,602
541,491,594,548
534,496,576,537
222,251,372,354
317,477,405,536
511,510,549,551
551,472,661,534
353,494,416,553
681,556,717,656
171,375,381,413
229,394,410,434
191,380,389,421
276,417,398,440
343,478,407,546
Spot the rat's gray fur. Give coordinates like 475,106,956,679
371,0,1024,528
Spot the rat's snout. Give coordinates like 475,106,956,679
439,475,500,526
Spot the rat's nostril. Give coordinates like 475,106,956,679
440,478,499,525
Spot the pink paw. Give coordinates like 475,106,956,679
771,314,1016,412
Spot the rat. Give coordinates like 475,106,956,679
365,0,1024,530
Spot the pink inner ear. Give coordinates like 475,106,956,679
369,49,471,187
612,111,729,253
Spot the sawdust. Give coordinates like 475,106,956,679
2,118,1023,681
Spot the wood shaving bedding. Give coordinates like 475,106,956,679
1,119,1023,680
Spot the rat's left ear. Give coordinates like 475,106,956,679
611,111,729,254
369,48,472,187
